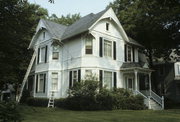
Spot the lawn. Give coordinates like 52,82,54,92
20,105,180,122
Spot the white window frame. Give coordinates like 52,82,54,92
127,45,133,62
85,39,93,55
72,70,78,85
106,23,109,31
51,72,58,91
103,71,113,89
40,47,46,63
103,39,112,58
38,74,45,93
85,70,92,79
52,45,59,60
178,65,180,75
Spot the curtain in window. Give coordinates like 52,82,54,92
104,40,112,57
85,39,92,54
104,71,112,89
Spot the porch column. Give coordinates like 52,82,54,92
149,72,152,96
134,70,138,93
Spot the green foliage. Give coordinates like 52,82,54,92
109,0,180,63
55,76,146,110
0,101,22,122
26,97,49,107
49,13,81,25
20,89,31,103
0,0,48,90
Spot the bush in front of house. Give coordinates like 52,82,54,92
55,77,146,110
0,101,22,122
26,97,49,107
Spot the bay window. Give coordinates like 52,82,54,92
51,73,58,91
104,71,112,89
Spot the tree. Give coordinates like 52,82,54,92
109,0,180,65
0,0,48,90
49,13,81,25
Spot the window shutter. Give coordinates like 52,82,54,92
124,44,127,62
45,45,48,63
36,74,38,93
78,69,81,82
99,37,103,57
43,74,46,93
99,70,103,88
113,72,117,88
132,47,135,62
69,71,72,88
113,41,116,60
37,48,40,64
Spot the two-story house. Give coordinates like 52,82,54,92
21,8,164,110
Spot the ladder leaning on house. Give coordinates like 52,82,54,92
48,91,55,108
17,51,36,103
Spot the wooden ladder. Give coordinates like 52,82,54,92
17,51,36,103
48,91,55,108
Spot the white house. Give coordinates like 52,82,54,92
23,8,164,110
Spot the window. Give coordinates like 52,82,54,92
73,71,78,83
104,71,112,89
127,46,132,62
51,73,58,91
85,39,93,54
38,74,45,92
52,46,59,60
178,65,180,75
106,23,109,31
85,70,92,79
40,47,46,63
43,32,45,40
104,39,112,57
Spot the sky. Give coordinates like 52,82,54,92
29,0,114,17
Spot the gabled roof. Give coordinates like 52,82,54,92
61,9,107,40
41,19,67,39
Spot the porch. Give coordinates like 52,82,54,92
120,66,164,110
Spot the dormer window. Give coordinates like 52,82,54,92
106,23,109,31
43,32,45,40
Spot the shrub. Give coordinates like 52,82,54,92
26,97,48,107
20,89,30,103
0,101,22,122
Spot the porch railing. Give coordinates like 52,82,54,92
150,90,164,109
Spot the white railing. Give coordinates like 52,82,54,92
135,90,148,98
150,90,164,109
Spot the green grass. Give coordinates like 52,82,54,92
20,105,180,122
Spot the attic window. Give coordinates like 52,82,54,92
43,32,45,40
106,23,109,31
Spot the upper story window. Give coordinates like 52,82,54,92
104,39,112,57
127,46,132,62
51,73,58,91
106,23,109,31
40,47,46,63
52,46,59,60
43,32,45,40
85,39,93,54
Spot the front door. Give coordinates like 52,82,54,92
126,77,134,90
